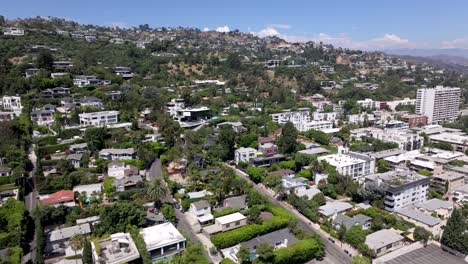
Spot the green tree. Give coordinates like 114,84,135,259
218,125,236,160
236,246,251,264
278,122,298,154
69,234,84,263
312,192,326,206
344,226,367,248
441,205,468,254
255,243,274,263
351,255,371,264
161,203,176,223
147,178,168,209
377,159,391,173
82,238,93,264
97,202,146,235
414,226,431,244
36,51,54,70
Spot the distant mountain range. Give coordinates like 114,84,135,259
385,48,468,59
384,48,468,73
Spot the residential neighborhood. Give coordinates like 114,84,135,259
0,5,467,264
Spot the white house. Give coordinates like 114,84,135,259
234,147,257,165
79,111,119,126
140,223,186,262
99,148,136,160
365,229,404,257
189,200,213,224
318,147,375,181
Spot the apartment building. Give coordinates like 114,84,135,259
400,114,428,128
453,184,468,203
371,129,424,151
431,171,465,197
365,169,429,212
271,109,310,125
79,111,119,126
416,86,461,124
429,133,468,153
318,147,375,181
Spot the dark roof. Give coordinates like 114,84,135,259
191,200,210,210
382,243,465,264
269,169,294,177
223,195,246,209
240,228,298,252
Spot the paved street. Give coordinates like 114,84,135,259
22,145,38,264
225,164,352,264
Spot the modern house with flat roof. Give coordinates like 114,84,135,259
79,111,119,126
234,147,257,165
318,201,353,219
140,223,186,262
395,207,443,236
99,148,136,160
92,232,140,264
429,133,468,153
431,171,465,197
318,147,375,181
365,229,404,257
415,198,453,219
365,169,429,212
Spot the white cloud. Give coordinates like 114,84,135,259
203,27,210,32
215,26,230,33
267,24,291,29
371,33,410,47
441,37,468,49
255,26,281,38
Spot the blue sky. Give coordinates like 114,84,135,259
3,0,468,50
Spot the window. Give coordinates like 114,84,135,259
386,244,393,249
225,223,230,228
235,221,240,226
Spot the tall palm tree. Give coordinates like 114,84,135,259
147,178,167,210
69,234,83,264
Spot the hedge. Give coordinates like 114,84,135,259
38,142,70,156
0,176,15,186
273,238,324,264
128,225,151,264
211,204,295,249
213,207,240,218
40,159,59,167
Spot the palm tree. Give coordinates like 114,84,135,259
69,234,83,264
147,178,167,210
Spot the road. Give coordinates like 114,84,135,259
227,164,352,264
149,159,214,262
22,145,38,264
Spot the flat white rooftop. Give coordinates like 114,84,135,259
319,154,368,167
140,222,186,251
216,212,246,225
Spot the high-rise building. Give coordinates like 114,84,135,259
416,86,461,124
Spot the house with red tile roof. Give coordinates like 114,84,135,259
40,190,75,207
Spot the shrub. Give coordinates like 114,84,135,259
273,238,324,264
0,176,15,186
211,204,294,249
213,207,240,218
127,225,151,264
181,197,203,211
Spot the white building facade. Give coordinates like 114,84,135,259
79,111,119,126
416,86,461,124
